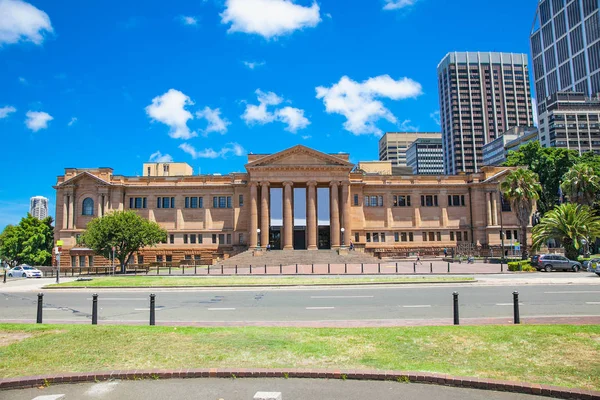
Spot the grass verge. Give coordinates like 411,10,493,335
0,324,598,391
44,276,474,288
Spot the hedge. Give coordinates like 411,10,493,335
507,260,536,272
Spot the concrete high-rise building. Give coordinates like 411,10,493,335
482,126,539,166
406,138,444,175
530,0,600,116
437,52,535,174
378,132,441,167
30,196,48,220
538,91,600,153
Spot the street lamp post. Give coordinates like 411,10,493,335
498,190,505,263
257,228,261,249
340,227,345,247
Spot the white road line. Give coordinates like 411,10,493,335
86,298,146,301
42,308,62,311
306,307,335,310
207,308,236,311
496,303,524,306
134,308,164,311
402,305,431,308
544,291,600,294
586,302,600,305
310,295,374,299
32,395,65,400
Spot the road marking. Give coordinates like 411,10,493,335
402,305,431,308
496,303,524,306
86,298,146,301
586,302,600,305
134,307,164,311
310,295,374,299
42,308,63,311
208,308,236,311
544,291,600,294
32,395,65,400
306,307,335,310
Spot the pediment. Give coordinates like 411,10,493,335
58,171,112,187
246,145,354,169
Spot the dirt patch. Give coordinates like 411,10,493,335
0,333,32,347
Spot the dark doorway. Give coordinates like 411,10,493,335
269,227,282,250
318,226,331,249
294,227,306,250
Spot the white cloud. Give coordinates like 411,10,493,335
430,111,440,126
301,135,311,140
315,75,422,136
243,60,265,70
196,106,230,135
399,119,418,132
67,117,77,126
0,105,16,118
242,89,310,132
18,76,27,84
149,151,173,162
276,106,310,132
0,0,53,46
25,110,53,131
221,0,321,39
180,16,198,26
145,89,196,139
383,0,418,10
179,142,246,159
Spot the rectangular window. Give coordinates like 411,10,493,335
381,232,385,242
157,197,162,209
162,197,169,209
190,197,198,208
219,234,225,244
450,231,455,241
239,194,244,207
185,197,190,208
156,255,163,263
457,232,462,241
226,234,231,244
394,232,399,242
129,198,133,209
239,233,244,245
185,255,192,260
364,196,369,206
199,197,203,208
429,232,435,242
464,231,468,241
166,255,172,263
370,196,377,207
190,234,196,244
366,233,371,242
354,232,359,242
169,234,174,244
422,232,427,241
501,196,512,212
88,255,94,267
507,230,512,240
197,234,202,244
514,230,518,240
227,196,232,208
409,232,414,242
219,196,226,208
421,195,438,207
396,195,410,207
194,255,201,261
461,195,465,206
171,197,175,208
436,232,441,241
401,232,407,242
213,197,218,208
378,196,383,207
354,194,359,206
183,234,188,244
212,234,217,244
138,255,143,265
143,198,147,209
135,197,143,209
373,233,379,242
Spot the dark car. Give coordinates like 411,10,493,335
531,254,540,266
535,254,582,272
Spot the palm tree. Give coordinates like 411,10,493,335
532,203,600,260
501,168,542,260
560,163,600,206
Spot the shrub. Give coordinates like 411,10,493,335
508,261,536,272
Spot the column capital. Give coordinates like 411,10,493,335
329,181,340,187
307,180,318,187
282,181,294,187
249,181,258,188
340,180,351,187
260,181,270,188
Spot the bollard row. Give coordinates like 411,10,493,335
450,291,521,326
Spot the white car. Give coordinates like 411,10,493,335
7,265,43,278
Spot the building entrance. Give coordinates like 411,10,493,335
318,226,331,249
293,227,306,250
269,227,281,250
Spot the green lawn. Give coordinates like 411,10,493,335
44,276,473,288
0,324,598,391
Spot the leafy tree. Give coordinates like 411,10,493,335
500,168,541,260
504,141,578,214
532,203,600,260
81,211,167,273
560,163,600,206
0,214,54,267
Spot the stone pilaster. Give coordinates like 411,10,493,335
341,181,351,246
307,181,318,250
283,182,294,250
249,183,258,248
330,181,340,248
260,182,270,248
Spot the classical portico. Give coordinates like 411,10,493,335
245,145,354,250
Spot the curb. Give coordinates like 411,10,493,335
41,279,477,290
1,369,598,398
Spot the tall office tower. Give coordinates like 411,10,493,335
437,52,535,174
30,196,49,220
378,132,441,167
531,0,600,116
406,138,444,175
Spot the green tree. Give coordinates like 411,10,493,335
0,214,54,267
532,203,600,260
500,168,542,260
81,210,167,273
504,141,578,214
560,163,600,206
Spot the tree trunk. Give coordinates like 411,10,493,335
521,226,529,260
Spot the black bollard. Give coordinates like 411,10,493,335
430,263,433,273
92,293,98,325
296,263,298,274
413,263,416,273
280,264,282,274
3,270,6,284
327,263,330,274
182,265,185,275
194,265,197,275
311,264,314,274
149,293,156,326
264,264,266,274
447,262,450,273
345,263,347,274
501,261,504,273
235,265,238,275
157,265,160,275
395,262,398,274
378,263,381,274
361,263,364,274
453,292,459,325
36,293,43,324
513,291,520,324
249,264,252,274
169,265,171,275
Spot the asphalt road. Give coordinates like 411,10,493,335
0,378,549,400
1,282,599,325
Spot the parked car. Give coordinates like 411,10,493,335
7,265,42,278
595,263,600,277
531,254,540,266
534,254,582,272
584,258,600,272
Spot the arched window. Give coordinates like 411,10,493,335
82,198,94,216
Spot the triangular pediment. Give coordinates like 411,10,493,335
58,171,112,187
246,145,354,169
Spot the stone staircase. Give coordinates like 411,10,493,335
219,249,378,267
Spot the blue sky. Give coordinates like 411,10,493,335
0,0,538,229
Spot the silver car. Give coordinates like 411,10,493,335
595,263,600,277
535,254,582,272
7,265,43,278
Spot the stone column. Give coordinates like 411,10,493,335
283,182,294,250
492,192,498,226
260,182,270,248
330,181,340,248
307,181,318,250
104,193,110,214
341,181,351,246
486,191,493,226
249,183,258,248
68,194,75,229
62,194,68,229
97,194,103,217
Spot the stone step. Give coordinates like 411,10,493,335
219,249,378,267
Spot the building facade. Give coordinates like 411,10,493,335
378,132,441,167
406,138,444,175
538,91,600,153
30,196,48,220
54,145,526,266
531,0,600,117
482,126,539,166
437,52,535,174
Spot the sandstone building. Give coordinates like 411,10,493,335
53,145,525,266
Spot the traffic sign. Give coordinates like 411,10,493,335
56,240,63,246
